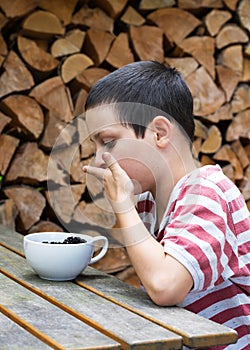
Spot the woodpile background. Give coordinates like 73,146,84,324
0,0,249,287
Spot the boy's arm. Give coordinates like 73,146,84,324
83,152,193,306
116,208,193,306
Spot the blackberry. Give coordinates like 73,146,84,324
42,236,87,244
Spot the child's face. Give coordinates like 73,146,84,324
85,105,160,195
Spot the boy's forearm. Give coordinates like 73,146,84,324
115,208,193,306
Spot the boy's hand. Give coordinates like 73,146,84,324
83,152,135,214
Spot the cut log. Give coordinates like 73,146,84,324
22,10,65,39
200,155,216,166
93,0,128,18
223,0,239,11
231,140,250,169
178,0,223,9
75,67,110,92
30,76,74,123
231,84,250,113
0,56,4,67
221,164,235,182
4,185,46,231
245,43,250,57
0,34,7,56
226,109,250,141
186,66,225,116
72,7,114,33
81,139,96,159
217,45,243,74
139,0,175,10
239,165,250,201
0,51,34,99
74,89,88,116
178,36,215,78
6,142,49,184
0,94,44,139
0,112,11,134
0,199,17,230
239,178,250,202
83,159,104,198
200,125,222,154
47,156,67,187
78,117,97,159
148,8,201,45
92,246,131,273
117,266,140,288
242,57,250,83
213,144,243,180
46,184,86,224
0,0,37,18
121,6,146,26
39,110,67,150
73,198,116,229
28,220,64,233
0,12,7,30
130,25,164,62
205,9,232,36
238,0,250,33
204,103,233,123
193,137,202,158
216,65,240,102
0,134,19,175
17,36,59,72
38,0,78,25
60,53,94,83
245,144,250,158
83,29,115,66
165,57,198,78
194,119,208,139
51,29,86,58
216,24,249,49
50,145,85,184
106,33,134,68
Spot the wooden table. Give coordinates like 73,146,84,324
0,225,238,350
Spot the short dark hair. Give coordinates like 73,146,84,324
85,61,194,143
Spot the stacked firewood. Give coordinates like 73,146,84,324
0,0,249,287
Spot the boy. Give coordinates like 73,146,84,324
83,61,250,349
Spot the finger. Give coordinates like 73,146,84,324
82,165,106,180
102,152,121,174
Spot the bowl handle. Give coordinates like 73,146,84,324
89,236,108,264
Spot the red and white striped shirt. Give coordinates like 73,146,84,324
137,165,250,350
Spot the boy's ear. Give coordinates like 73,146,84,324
152,116,172,149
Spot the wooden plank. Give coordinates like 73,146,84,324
77,269,238,349
0,225,238,348
0,273,120,350
0,312,52,350
0,245,182,350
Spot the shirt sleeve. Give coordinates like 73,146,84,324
160,177,238,292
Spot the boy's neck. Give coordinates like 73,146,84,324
154,149,198,225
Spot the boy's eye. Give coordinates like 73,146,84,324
104,140,116,149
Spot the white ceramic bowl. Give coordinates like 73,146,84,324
23,232,108,281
